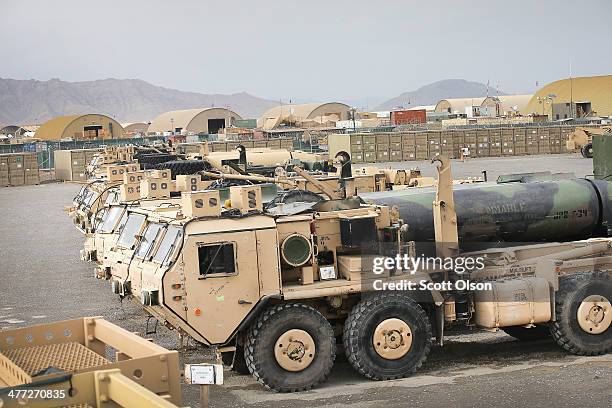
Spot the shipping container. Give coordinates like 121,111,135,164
390,109,426,125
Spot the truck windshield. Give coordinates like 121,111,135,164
73,186,88,205
135,222,164,259
104,189,119,206
117,213,146,248
80,190,98,210
99,207,124,233
152,226,183,265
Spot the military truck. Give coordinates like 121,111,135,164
566,126,612,158
85,154,612,393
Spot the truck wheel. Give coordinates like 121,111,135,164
244,303,335,392
502,325,550,341
581,143,594,158
343,292,432,380
550,271,611,355
221,346,250,375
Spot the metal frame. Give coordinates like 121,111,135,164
0,317,181,405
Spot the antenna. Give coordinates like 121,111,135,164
569,58,574,117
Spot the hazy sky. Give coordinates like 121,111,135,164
1,0,611,103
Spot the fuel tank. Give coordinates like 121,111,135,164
362,178,612,243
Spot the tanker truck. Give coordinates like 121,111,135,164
90,153,612,393
362,175,612,244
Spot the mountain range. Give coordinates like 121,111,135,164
374,79,507,111
0,78,279,125
0,77,507,125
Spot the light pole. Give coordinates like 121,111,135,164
548,94,557,120
170,118,174,136
350,107,357,131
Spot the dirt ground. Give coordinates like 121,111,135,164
0,153,610,407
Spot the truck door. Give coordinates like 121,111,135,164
183,230,260,345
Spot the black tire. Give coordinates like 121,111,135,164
502,325,551,341
550,271,611,355
582,143,593,158
244,303,336,392
221,346,250,375
134,153,177,166
154,160,210,179
343,292,432,380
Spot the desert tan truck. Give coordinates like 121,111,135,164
89,155,611,393
566,126,612,158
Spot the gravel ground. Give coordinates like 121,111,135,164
1,154,610,408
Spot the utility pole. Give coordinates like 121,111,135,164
569,59,574,118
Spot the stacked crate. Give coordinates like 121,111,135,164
0,153,39,187
526,128,539,154
549,127,562,154
489,129,502,157
501,128,515,156
54,150,89,181
0,155,9,186
513,128,527,155
476,130,490,157
452,130,465,158
537,128,551,154
363,134,377,163
402,132,416,160
330,126,574,164
8,154,25,186
427,131,441,159
280,138,294,151
464,130,478,157
376,133,390,162
560,127,574,153
415,132,429,160
24,153,39,185
210,138,293,152
440,131,454,158
348,134,364,163
389,133,403,162
265,139,281,149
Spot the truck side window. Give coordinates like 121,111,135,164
198,243,236,277
135,222,163,259
99,206,124,233
152,226,183,265
117,213,146,249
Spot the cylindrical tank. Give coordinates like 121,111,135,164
362,179,612,243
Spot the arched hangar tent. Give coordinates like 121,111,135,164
122,122,150,135
481,95,533,116
35,114,125,140
147,108,242,135
525,75,612,118
258,102,351,130
434,98,486,114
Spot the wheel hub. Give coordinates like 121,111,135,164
274,329,316,372
373,318,412,360
577,294,611,335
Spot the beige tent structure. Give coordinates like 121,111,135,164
258,102,351,130
35,114,125,140
434,98,486,114
148,108,242,135
525,75,612,118
122,122,150,136
481,95,533,116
